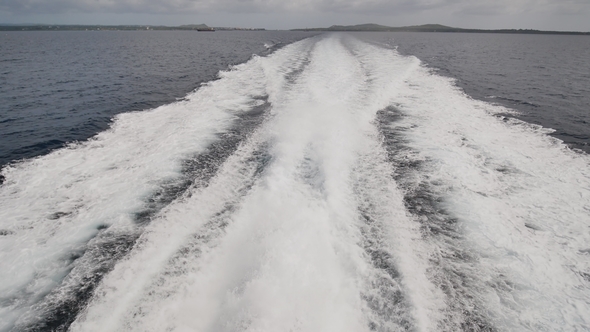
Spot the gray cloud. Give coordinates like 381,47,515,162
0,0,589,30
0,0,537,15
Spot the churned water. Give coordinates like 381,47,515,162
0,30,315,166
0,31,589,332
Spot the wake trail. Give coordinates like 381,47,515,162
0,39,314,331
374,47,590,330
71,33,430,332
2,33,590,332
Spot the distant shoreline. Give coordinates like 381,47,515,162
0,24,264,31
1,23,588,35
292,24,590,35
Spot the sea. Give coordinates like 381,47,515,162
0,30,589,331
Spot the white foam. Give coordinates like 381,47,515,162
389,63,590,330
0,51,271,330
4,33,590,332
71,34,434,332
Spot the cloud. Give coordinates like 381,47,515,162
453,0,590,16
0,0,480,15
0,0,588,30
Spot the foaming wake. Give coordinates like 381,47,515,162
1,33,589,332
380,60,590,331
0,40,311,330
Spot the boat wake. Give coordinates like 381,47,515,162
1,33,589,332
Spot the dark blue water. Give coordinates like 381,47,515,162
0,30,315,166
360,32,590,153
1,31,589,165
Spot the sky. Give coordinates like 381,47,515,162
0,0,589,31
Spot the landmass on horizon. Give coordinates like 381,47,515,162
293,23,590,35
0,23,588,35
0,24,263,31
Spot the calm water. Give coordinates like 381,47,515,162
381,32,590,152
1,32,589,331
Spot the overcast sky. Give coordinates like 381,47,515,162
1,0,589,31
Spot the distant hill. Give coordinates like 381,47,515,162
0,24,268,31
179,24,209,29
401,24,458,31
298,23,465,32
294,23,590,35
0,24,215,31
325,24,393,31
179,24,214,31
